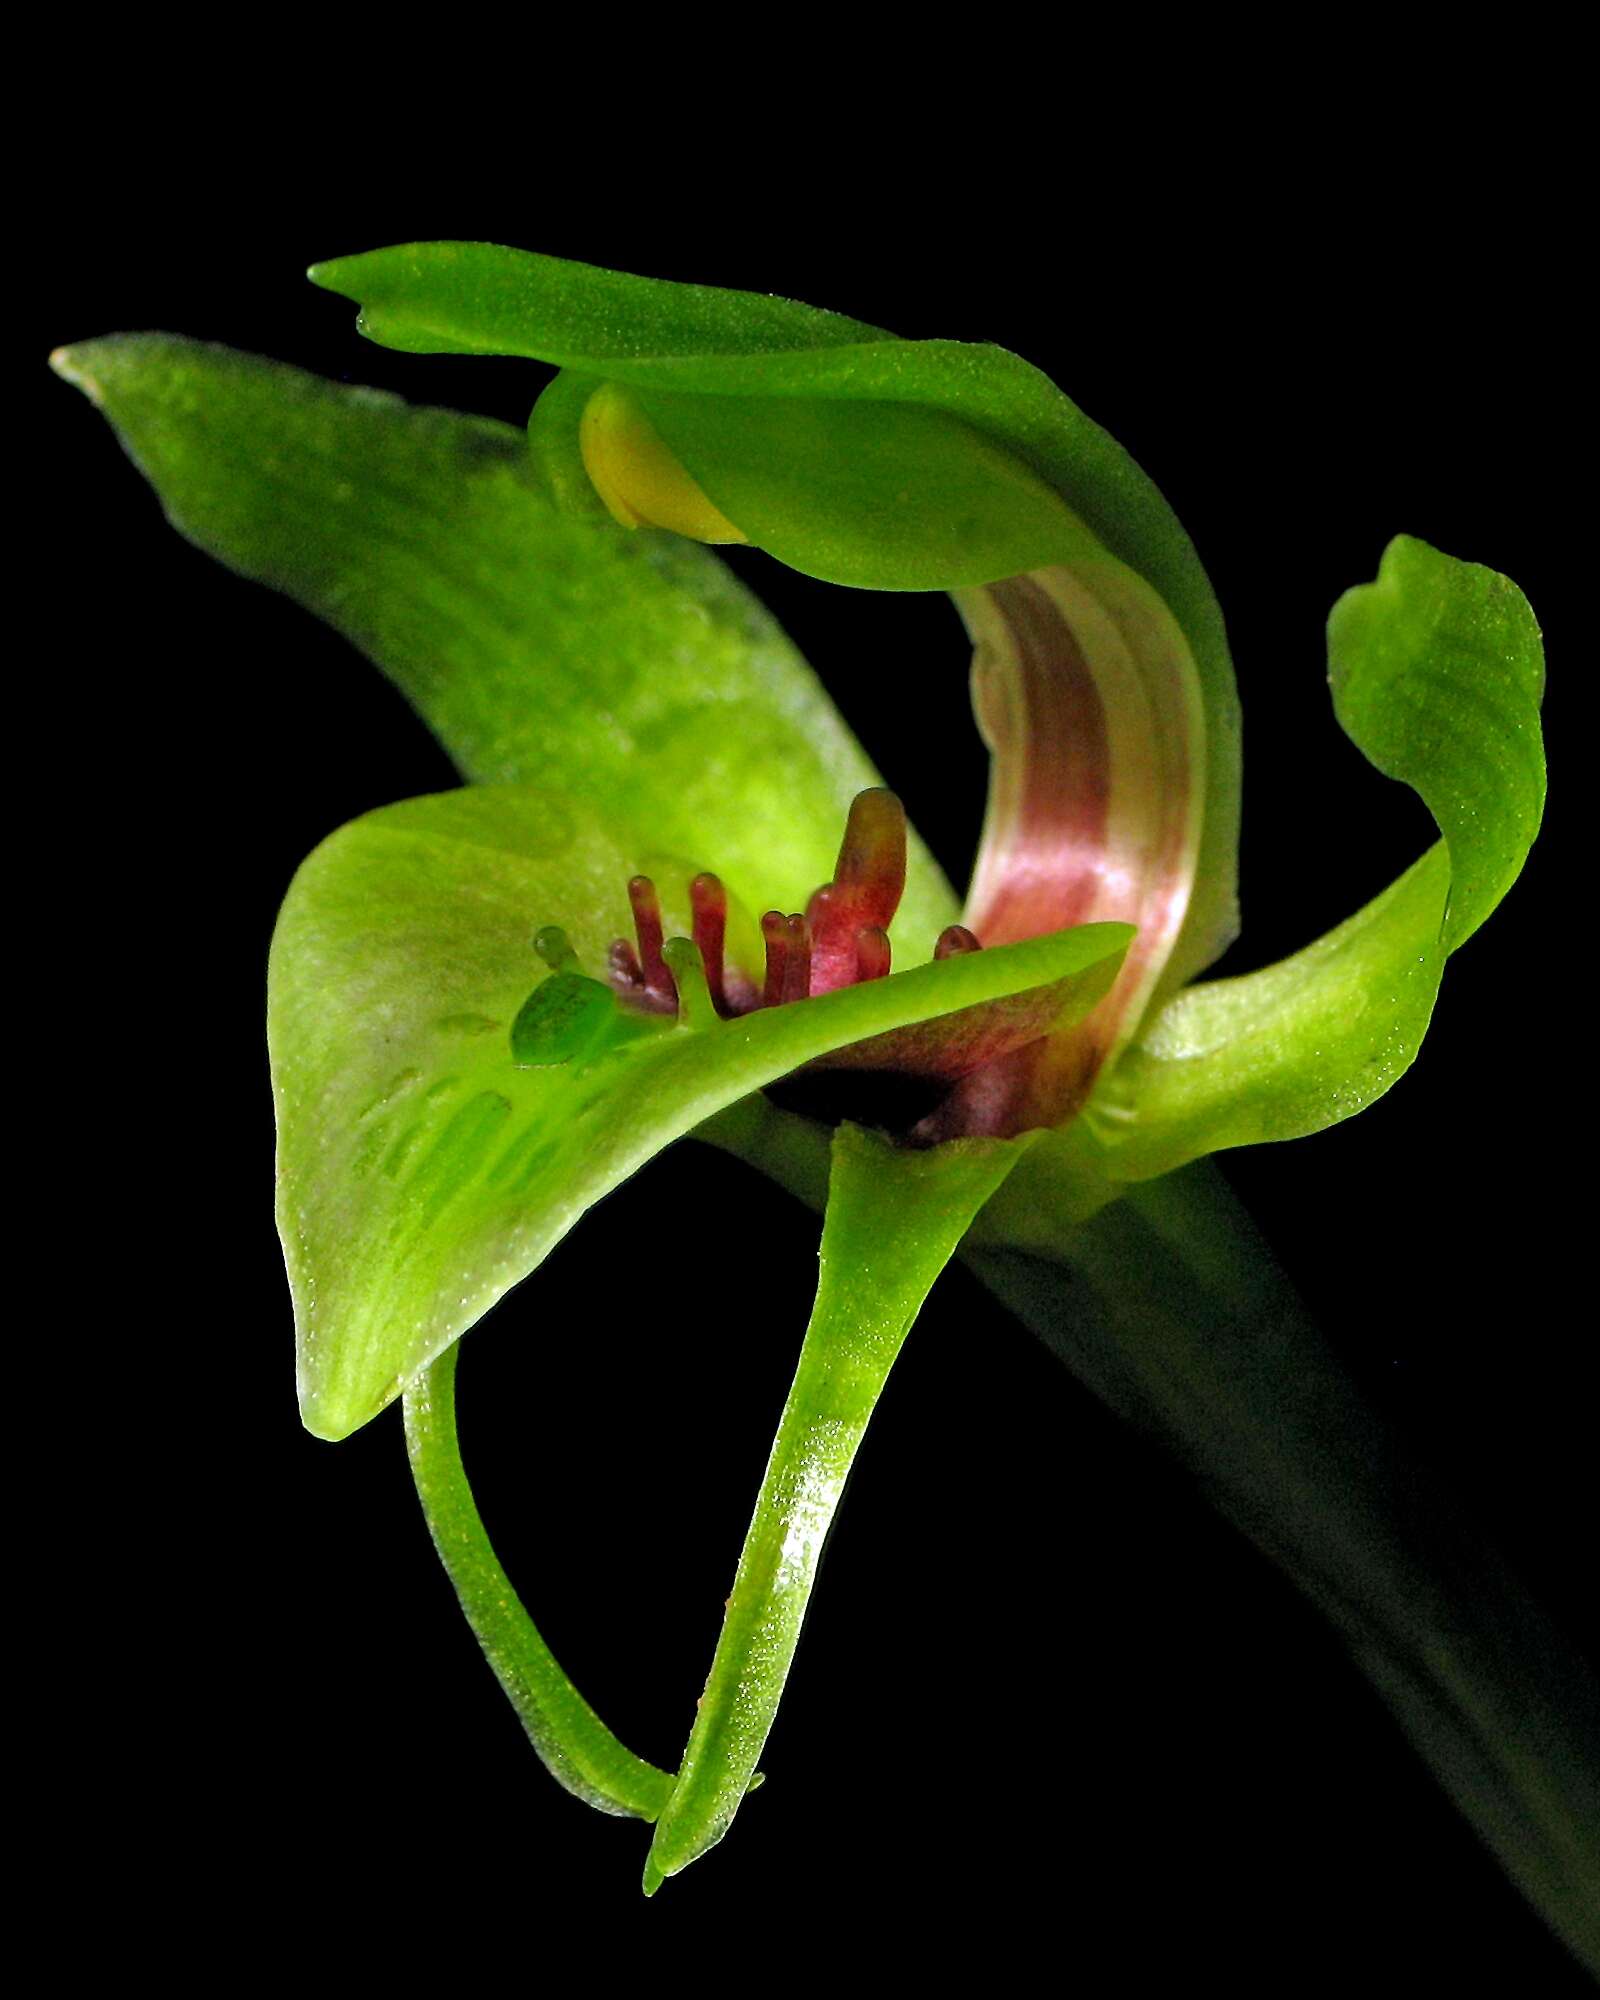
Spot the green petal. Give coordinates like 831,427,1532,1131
50,335,957,952
309,242,1242,996
271,782,1131,1440
1086,537,1544,1179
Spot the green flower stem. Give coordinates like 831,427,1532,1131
644,1123,1030,1892
967,1166,1600,1977
402,1341,676,1820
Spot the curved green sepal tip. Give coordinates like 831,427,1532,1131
1329,533,1545,953
1092,537,1544,1178
271,782,1131,1440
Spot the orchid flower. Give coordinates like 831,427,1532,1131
53,244,1597,1960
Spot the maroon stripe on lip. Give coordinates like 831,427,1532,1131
951,566,1200,1131
962,574,1111,948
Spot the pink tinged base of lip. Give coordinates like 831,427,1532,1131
954,563,1205,1125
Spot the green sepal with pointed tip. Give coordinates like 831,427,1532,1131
1085,536,1545,1179
50,335,957,954
312,239,884,360
644,1120,1033,1891
271,779,1131,1440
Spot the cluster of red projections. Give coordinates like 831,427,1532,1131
606,789,981,1021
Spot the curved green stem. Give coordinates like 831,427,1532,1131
402,1341,675,1820
644,1122,1030,1891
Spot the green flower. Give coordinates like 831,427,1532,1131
56,244,1593,1951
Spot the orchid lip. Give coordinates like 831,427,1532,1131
953,563,1206,1125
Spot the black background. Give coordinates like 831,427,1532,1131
41,140,1591,1983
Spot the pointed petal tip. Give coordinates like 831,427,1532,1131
49,344,103,404
297,1365,395,1444
641,1855,665,1899
307,255,380,302
298,1398,361,1444
298,1399,357,1445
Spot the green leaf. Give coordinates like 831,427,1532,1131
271,782,1132,1440
309,242,1242,994
1086,538,1544,1178
643,1122,1031,1892
50,335,958,954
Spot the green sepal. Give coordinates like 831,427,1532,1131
271,780,1131,1440
1088,537,1544,1179
50,335,958,954
645,1122,1033,1891
308,241,1242,993
307,240,884,360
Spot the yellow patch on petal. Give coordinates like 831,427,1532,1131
579,383,748,544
